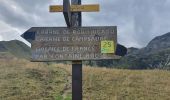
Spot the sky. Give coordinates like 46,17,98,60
0,0,170,48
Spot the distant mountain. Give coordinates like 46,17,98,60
127,47,139,54
146,32,170,52
118,32,170,69
0,40,31,59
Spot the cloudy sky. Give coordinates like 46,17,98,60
0,0,170,48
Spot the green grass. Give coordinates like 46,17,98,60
55,95,63,100
55,95,71,100
0,58,170,100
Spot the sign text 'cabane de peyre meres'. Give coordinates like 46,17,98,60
22,26,118,61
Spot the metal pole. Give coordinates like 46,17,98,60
71,0,82,100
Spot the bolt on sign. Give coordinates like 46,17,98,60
21,26,118,61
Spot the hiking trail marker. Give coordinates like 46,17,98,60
21,0,122,100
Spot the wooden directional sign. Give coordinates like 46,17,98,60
21,26,119,61
50,4,99,12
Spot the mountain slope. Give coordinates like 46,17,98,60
0,40,31,59
146,32,170,52
127,47,139,54
118,32,170,69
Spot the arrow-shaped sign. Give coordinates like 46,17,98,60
116,44,127,56
21,28,35,43
21,26,126,61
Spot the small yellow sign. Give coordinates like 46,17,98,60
101,41,115,53
71,4,99,12
50,4,99,12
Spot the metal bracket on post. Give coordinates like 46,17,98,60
63,0,71,27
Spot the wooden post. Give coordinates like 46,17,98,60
71,0,82,100
72,60,82,100
63,0,71,27
71,0,82,27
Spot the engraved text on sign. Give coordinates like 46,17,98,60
30,26,117,61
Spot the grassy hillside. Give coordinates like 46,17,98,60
0,40,31,59
0,52,16,59
0,58,170,100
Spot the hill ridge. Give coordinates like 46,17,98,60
0,40,31,59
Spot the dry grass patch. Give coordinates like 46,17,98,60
0,59,71,100
83,67,170,100
0,59,170,100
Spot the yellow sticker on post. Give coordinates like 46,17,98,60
101,41,115,53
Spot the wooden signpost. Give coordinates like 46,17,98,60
21,0,126,100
